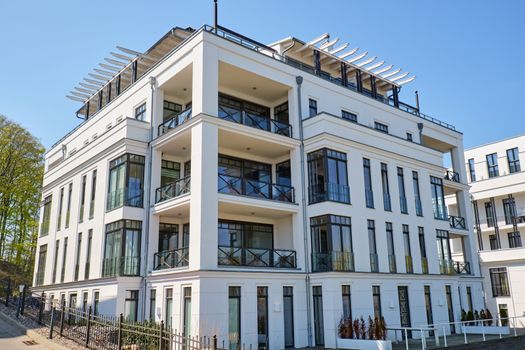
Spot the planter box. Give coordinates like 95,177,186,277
463,325,510,335
337,338,392,350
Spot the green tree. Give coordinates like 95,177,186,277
0,114,44,283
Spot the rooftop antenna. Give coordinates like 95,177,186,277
214,0,218,33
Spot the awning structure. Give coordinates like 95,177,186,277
67,27,195,119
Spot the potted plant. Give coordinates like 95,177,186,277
337,315,392,350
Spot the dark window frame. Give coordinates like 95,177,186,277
506,148,520,174
486,153,499,178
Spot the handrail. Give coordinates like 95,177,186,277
153,247,189,270
155,176,191,203
158,106,193,136
449,215,466,229
218,173,295,203
444,170,460,182
218,246,296,268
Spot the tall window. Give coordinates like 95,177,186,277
165,288,173,330
82,292,88,312
312,286,324,346
89,170,97,219
341,110,357,123
485,202,495,227
107,154,145,210
507,148,520,173
372,286,382,318
445,286,455,333
103,220,142,277
503,198,516,225
74,233,82,281
79,175,86,222
368,220,378,272
397,167,408,214
35,244,47,286
430,176,447,220
276,160,291,187
363,158,374,208
466,287,473,312
340,285,353,321
436,230,451,262
40,195,52,236
381,163,391,211
85,230,92,279
386,222,396,273
229,286,241,350
468,158,476,182
403,225,413,273
508,232,522,248
61,238,68,283
489,268,510,297
486,153,499,178
283,287,294,348
424,286,434,333
57,188,64,230
93,291,100,316
65,183,72,228
308,99,318,117
124,290,139,322
489,234,500,250
412,171,423,216
310,215,353,272
52,240,59,283
274,102,289,125
149,289,156,322
135,103,146,121
161,160,181,187
257,287,269,350
419,227,428,274
183,287,192,337
307,149,350,204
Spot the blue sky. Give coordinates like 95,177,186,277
1,0,524,149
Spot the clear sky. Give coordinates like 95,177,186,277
1,0,524,150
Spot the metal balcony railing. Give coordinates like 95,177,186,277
218,107,292,137
218,246,296,268
102,256,140,277
155,176,191,203
370,253,379,272
444,170,460,183
454,261,471,275
311,251,354,272
158,107,192,135
153,247,189,270
388,254,397,273
218,174,294,203
308,182,350,204
449,215,466,229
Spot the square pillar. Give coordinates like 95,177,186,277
192,43,219,117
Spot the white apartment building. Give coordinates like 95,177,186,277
450,134,525,322
33,24,483,349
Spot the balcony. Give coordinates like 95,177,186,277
312,251,354,272
218,174,294,203
370,253,379,272
102,256,140,277
308,183,351,204
218,246,296,268
155,176,191,203
218,108,292,137
449,215,466,230
439,259,471,275
444,170,460,183
158,107,192,136
405,256,414,274
388,254,397,273
153,248,189,270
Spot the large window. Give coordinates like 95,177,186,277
85,230,92,279
485,202,496,227
308,149,349,204
107,154,145,210
436,230,451,262
397,168,408,214
430,176,447,220
229,286,241,350
445,286,455,334
424,286,434,334
61,238,68,283
503,198,517,225
158,223,179,252
276,160,291,187
489,268,510,297
52,240,59,283
124,290,139,322
65,183,72,228
35,244,47,286
412,171,423,216
74,232,82,281
489,234,500,250
163,100,182,122
183,287,192,337
283,287,294,348
40,195,52,236
468,158,476,182
368,220,378,272
310,215,353,272
507,148,520,173
165,288,173,330
103,220,142,277
508,232,522,248
486,153,499,178
381,163,391,211
363,158,374,208
149,290,156,322
419,227,428,274
275,102,289,125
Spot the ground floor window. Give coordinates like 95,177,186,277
312,286,324,346
229,287,241,350
124,290,139,322
445,286,455,334
149,289,156,322
165,288,173,330
342,285,352,320
183,287,192,337
490,268,510,297
498,304,509,326
257,287,269,350
283,287,294,348
93,292,99,315
373,286,382,318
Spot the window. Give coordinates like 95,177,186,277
307,149,350,204
89,170,97,219
79,175,86,222
93,292,100,316
419,227,428,274
218,220,272,257
82,292,88,312
341,110,357,123
40,195,52,236
489,268,510,297
430,176,446,220
386,222,396,273
372,286,382,318
229,286,241,350
35,244,47,286
342,285,352,320
163,100,182,122
159,223,179,252
135,103,146,121
485,202,496,227
184,160,191,177
107,154,145,210
436,230,451,262
124,290,139,322
508,232,522,248
308,99,318,117
149,290,156,322
445,286,455,334
489,234,500,250
257,287,269,350
165,288,173,329
74,233,82,281
374,122,388,134
403,225,413,273
312,286,324,346
57,188,64,230
103,220,142,277
274,101,289,125
363,158,374,208
398,286,411,330
161,160,181,187
397,168,408,214
499,304,509,326
466,287,473,312
486,153,499,178
368,220,378,272
310,215,353,272
413,171,423,216
52,240,59,283
380,163,392,211
61,238,68,283
406,133,413,142
503,198,516,225
283,287,294,348
183,287,192,337
65,184,72,228
424,286,434,335
507,148,520,173
468,158,476,182
85,230,92,279
276,160,291,187
183,223,190,249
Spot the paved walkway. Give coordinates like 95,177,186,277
0,315,50,350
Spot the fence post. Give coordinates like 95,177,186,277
463,323,467,344
159,321,164,350
85,306,92,348
443,327,447,347
404,328,408,350
118,313,123,350
481,320,485,341
20,285,26,316
49,306,55,339
213,335,217,350
38,292,45,325
59,300,65,336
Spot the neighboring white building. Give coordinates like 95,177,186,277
450,134,525,322
32,24,483,349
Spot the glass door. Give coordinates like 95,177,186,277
312,286,324,346
283,287,294,348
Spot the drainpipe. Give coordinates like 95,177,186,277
141,76,156,320
296,75,313,347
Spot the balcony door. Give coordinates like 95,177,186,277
218,155,272,199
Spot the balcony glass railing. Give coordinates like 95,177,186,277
405,256,414,274
449,215,466,230
218,246,296,268
388,254,397,273
383,193,392,211
365,190,374,208
218,174,294,203
308,182,351,204
153,247,189,270
370,253,379,272
155,176,191,203
218,107,292,137
102,256,140,277
439,259,456,275
158,107,192,136
421,257,429,274
400,195,408,214
415,198,423,216
311,251,354,272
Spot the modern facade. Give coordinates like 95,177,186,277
450,134,525,322
33,24,483,349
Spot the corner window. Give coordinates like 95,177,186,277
103,220,142,277
135,103,146,121
486,153,499,178
307,149,350,204
308,99,318,117
506,148,520,174
107,154,145,210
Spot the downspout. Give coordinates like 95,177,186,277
296,75,313,346
141,76,156,320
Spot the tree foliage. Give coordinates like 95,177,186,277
0,114,44,283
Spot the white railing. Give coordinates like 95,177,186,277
387,315,525,349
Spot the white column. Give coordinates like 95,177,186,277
192,42,219,117
189,122,218,270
